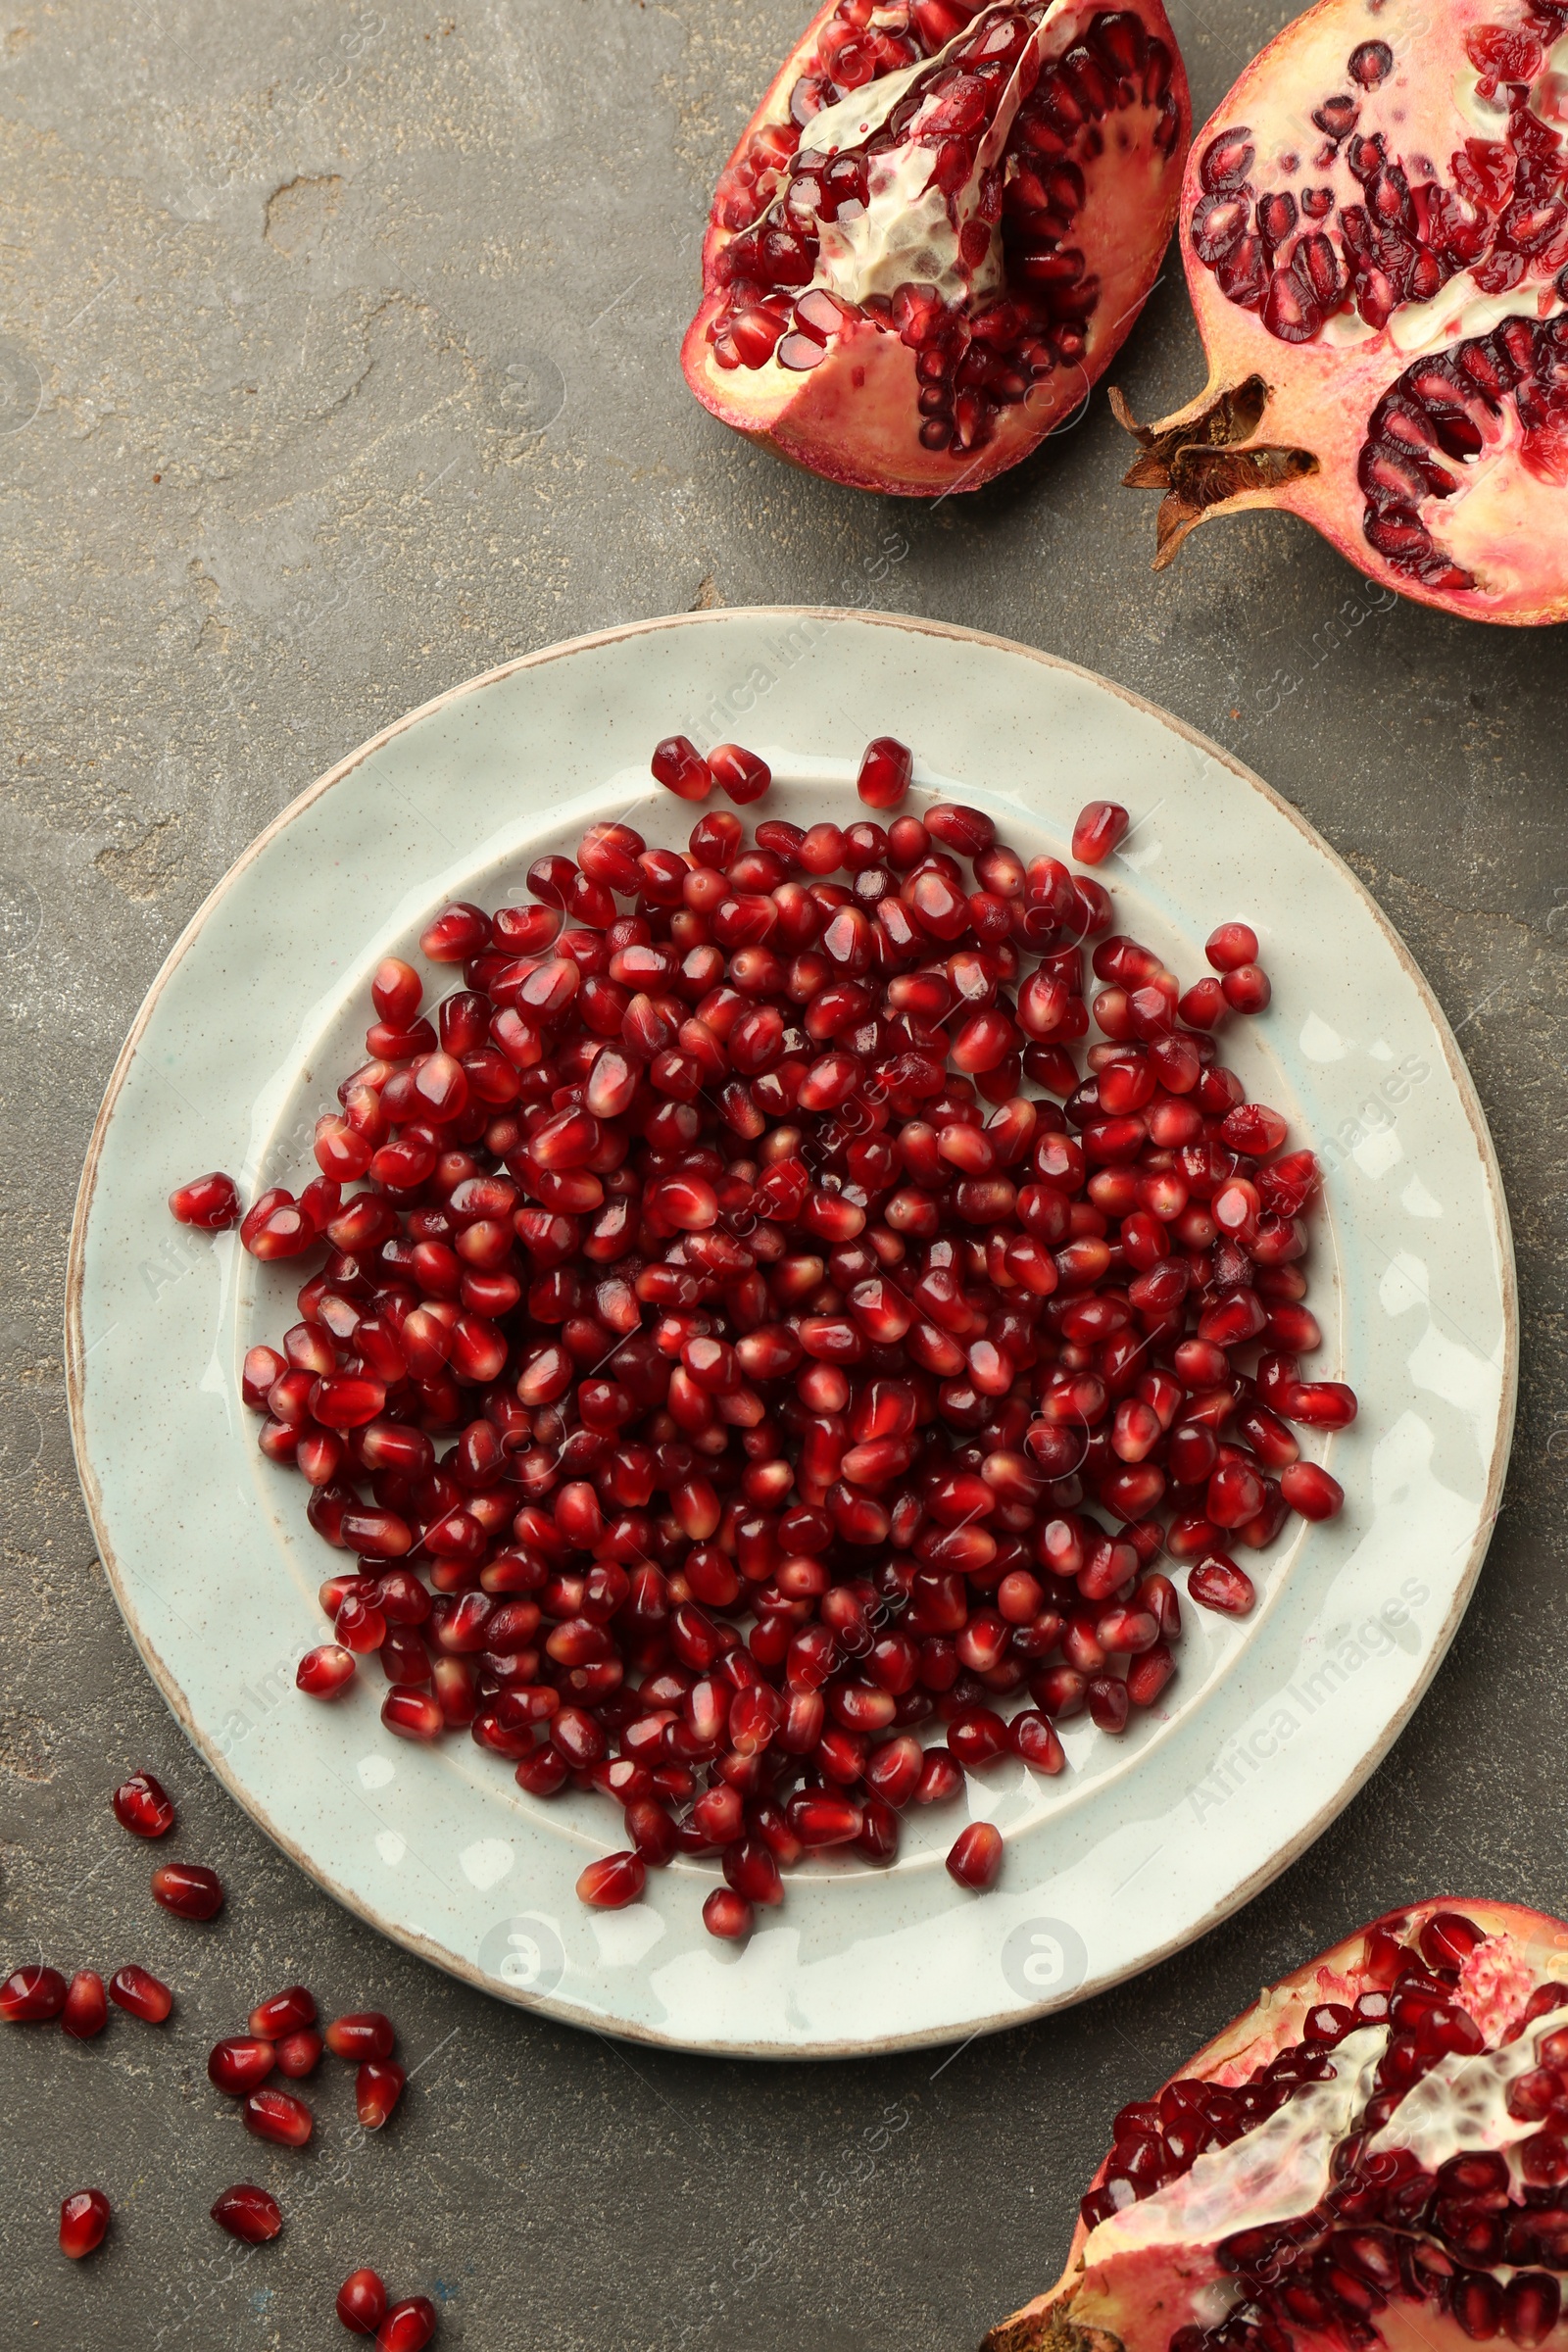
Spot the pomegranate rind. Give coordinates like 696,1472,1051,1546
682,0,1191,495
982,1898,1568,2352
1119,0,1568,621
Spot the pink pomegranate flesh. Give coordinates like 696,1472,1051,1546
1116,0,1568,621
983,1900,1568,2352
682,0,1190,494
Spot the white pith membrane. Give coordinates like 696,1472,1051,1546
1179,0,1568,600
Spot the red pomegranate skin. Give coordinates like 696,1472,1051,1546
1118,0,1568,622
683,0,1191,496
982,1898,1568,2352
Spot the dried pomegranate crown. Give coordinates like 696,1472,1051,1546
1116,0,1568,620
986,1900,1568,2352
682,0,1190,493
210,744,1354,1937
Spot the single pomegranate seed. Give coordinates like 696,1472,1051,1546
337,2268,390,2334
249,1984,316,2038
274,2027,323,2077
1279,1460,1344,1518
298,1643,357,1697
857,735,912,808
1187,1554,1255,1615
59,2188,111,2260
377,2298,438,2352
947,1822,1004,1891
651,735,713,801
112,1770,175,1838
110,1964,173,2023
169,1170,242,1229
61,1970,108,2039
710,743,771,803
210,2035,277,2094
357,2059,407,2128
244,2085,314,2147
576,1851,646,1908
1072,802,1129,865
211,2182,283,2244
1221,961,1270,1013
325,2010,395,2062
1286,1379,1358,1428
1,1965,67,2023
704,1887,755,1940
151,1861,223,1921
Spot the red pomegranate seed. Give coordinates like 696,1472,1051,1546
1280,1460,1344,1518
61,1970,108,2039
169,1170,242,1229
337,2268,390,2334
151,1861,223,1921
857,735,912,808
274,2027,323,2078
1204,920,1258,971
704,1887,755,1940
357,2059,406,2129
244,2085,314,2147
576,1851,646,1908
1188,1554,1256,1615
1287,1379,1358,1428
0,1964,66,2023
946,1822,1004,1891
298,1643,357,1697
1222,961,1271,1012
710,743,771,804
325,2011,395,2062
211,2182,283,2244
250,1985,317,2038
59,2187,111,2259
210,2035,277,2094
112,1770,175,1838
377,2298,438,2352
110,1965,172,2024
1071,802,1129,866
652,735,713,801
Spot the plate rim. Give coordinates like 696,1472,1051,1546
64,606,1519,2057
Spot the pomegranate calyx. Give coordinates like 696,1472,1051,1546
1108,379,1319,568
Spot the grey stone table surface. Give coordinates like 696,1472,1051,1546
1,0,1564,2345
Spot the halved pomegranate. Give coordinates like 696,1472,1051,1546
983,1899,1568,2352
682,0,1190,493
1116,0,1568,620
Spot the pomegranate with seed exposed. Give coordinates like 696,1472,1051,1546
984,1899,1568,2352
1116,0,1568,620
683,0,1190,493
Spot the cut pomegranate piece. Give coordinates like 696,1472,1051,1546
1116,0,1568,620
112,1769,175,1838
211,2182,283,2244
683,0,1191,495
151,1861,223,1921
982,1900,1568,2352
59,2187,111,2260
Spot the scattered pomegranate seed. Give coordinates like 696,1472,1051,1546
169,1171,242,1229
151,1861,223,1921
338,2267,390,2334
576,1852,647,1909
109,1965,172,2024
357,2059,406,2129
249,1984,317,2037
709,743,771,804
227,741,1356,1918
1279,1460,1343,1519
274,2027,323,2077
1,1965,67,2023
1204,921,1259,972
211,2182,283,2243
243,2085,314,2147
59,2187,111,2260
703,1887,755,1939
947,1821,1004,1890
298,1643,357,1697
60,1971,108,2040
324,2011,395,2062
209,2035,277,2093
377,2298,438,2352
857,735,912,808
1071,802,1130,865
112,1770,175,1838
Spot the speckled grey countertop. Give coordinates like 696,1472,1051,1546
2,2,1565,2345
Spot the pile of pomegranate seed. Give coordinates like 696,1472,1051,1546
208,1985,407,2148
206,737,1353,1933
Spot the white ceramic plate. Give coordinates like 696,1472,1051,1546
66,610,1515,2059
